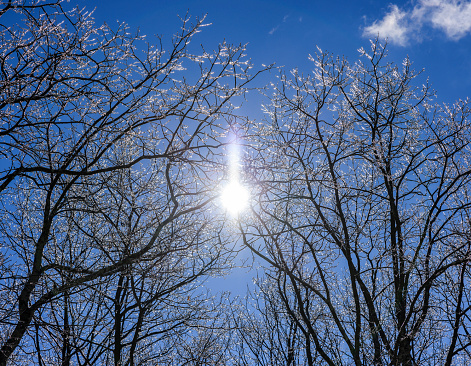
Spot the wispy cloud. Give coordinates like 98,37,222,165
363,0,471,45
269,14,290,35
269,25,279,35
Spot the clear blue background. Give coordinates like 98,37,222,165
81,0,471,104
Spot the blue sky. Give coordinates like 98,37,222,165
82,0,471,105
77,0,471,295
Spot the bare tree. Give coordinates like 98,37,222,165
27,161,237,365
0,1,262,364
241,41,471,366
232,274,308,366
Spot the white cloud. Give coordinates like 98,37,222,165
363,0,471,45
428,0,471,39
363,5,409,46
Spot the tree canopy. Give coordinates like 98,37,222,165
1,1,470,365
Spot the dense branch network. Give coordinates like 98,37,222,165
0,1,262,364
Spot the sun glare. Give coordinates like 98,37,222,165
221,135,250,217
221,181,249,217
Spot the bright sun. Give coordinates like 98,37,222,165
221,181,249,217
